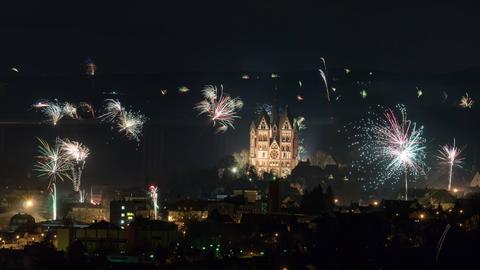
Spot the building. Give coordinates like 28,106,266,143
67,203,109,224
110,199,151,229
56,221,127,253
127,218,180,253
167,200,208,229
249,98,299,177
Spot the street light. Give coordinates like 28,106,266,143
24,199,34,209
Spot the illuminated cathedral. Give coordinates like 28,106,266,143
249,100,300,178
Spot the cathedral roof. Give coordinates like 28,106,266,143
254,111,271,128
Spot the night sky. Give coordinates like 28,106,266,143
0,2,479,74
0,2,479,191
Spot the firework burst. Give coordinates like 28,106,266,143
34,138,72,220
459,93,474,109
194,85,244,133
36,100,64,125
60,139,90,202
350,104,427,200
100,99,125,123
118,111,148,142
100,99,147,142
437,139,464,190
63,102,79,119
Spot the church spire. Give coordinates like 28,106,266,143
271,84,279,126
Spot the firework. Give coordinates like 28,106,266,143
79,102,96,119
63,102,79,119
442,91,448,103
318,69,330,102
60,139,90,202
100,99,125,123
34,138,72,220
84,58,96,76
194,85,244,133
36,100,64,125
32,101,50,108
100,99,147,142
437,139,464,190
416,87,423,98
178,86,190,93
255,103,272,116
351,105,427,200
459,93,474,108
360,89,368,99
118,110,147,142
149,185,159,220
294,116,307,131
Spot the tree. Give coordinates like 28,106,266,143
301,184,324,215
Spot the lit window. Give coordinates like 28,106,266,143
121,213,125,217
121,206,125,210
121,220,125,224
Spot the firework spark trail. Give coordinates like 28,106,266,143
37,100,64,125
194,85,244,133
100,99,147,142
100,99,125,123
118,111,148,142
318,69,330,102
60,139,90,202
350,105,427,200
459,93,474,108
437,139,464,191
149,185,159,220
34,138,72,219
63,102,79,119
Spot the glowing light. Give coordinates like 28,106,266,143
351,104,427,200
360,89,368,99
416,87,423,98
178,86,190,93
24,199,34,209
318,69,330,102
194,85,243,133
459,93,474,109
149,185,159,220
241,74,250,80
84,58,96,76
437,138,464,190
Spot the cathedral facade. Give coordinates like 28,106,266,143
249,103,299,178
